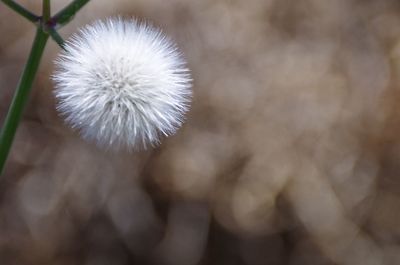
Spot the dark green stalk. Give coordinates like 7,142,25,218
42,0,66,50
48,28,66,50
0,29,49,174
0,0,90,175
53,0,90,29
42,0,51,22
1,0,40,23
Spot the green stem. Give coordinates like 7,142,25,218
0,29,49,174
42,0,66,50
0,0,90,174
1,0,40,23
48,28,66,50
42,0,51,22
53,0,90,29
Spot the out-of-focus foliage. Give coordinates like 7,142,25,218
1,0,400,264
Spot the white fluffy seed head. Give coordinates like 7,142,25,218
53,17,192,150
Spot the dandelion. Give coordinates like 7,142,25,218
53,17,192,150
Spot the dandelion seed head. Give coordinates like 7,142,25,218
53,17,192,150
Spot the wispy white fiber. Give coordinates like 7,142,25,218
53,17,192,150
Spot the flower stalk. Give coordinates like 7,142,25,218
1,0,40,23
0,28,49,174
42,0,51,22
0,0,90,174
47,28,66,50
53,0,90,29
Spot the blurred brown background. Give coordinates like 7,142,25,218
2,0,400,264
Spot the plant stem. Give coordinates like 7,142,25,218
0,0,90,174
42,0,66,50
48,28,66,50
42,0,51,22
1,0,40,23
53,0,90,29
0,29,49,174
